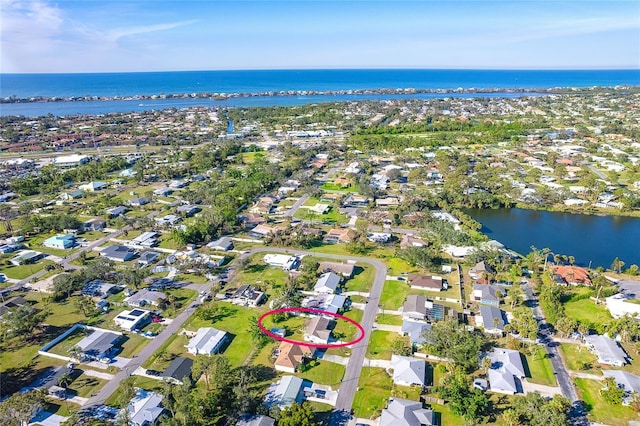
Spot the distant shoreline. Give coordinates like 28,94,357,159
2,85,638,104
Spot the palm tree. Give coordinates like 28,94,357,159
68,346,84,362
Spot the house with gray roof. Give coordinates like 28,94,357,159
401,320,431,347
313,272,342,294
76,329,122,361
263,375,305,408
304,317,332,344
603,370,640,405
138,251,161,266
390,355,427,387
100,245,137,262
105,206,127,218
125,289,166,307
163,357,193,385
403,294,427,321
236,415,275,426
186,327,228,356
127,388,164,426
380,398,434,426
318,261,355,278
472,284,504,307
207,236,234,251
486,348,525,394
583,334,628,367
478,305,506,336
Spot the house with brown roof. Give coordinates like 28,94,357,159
238,213,267,229
551,265,591,286
274,342,314,373
408,274,445,292
248,224,285,239
304,317,332,345
318,261,355,278
249,196,277,215
400,234,428,249
323,228,356,244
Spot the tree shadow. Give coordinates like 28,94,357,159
244,263,268,274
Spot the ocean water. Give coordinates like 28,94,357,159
2,69,639,99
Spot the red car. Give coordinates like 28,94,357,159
151,315,163,323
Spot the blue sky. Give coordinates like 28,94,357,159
1,0,639,73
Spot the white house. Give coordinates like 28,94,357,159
114,309,151,331
79,181,108,192
583,335,628,367
605,293,640,319
304,317,332,345
390,355,427,387
486,348,526,394
380,398,434,426
313,272,341,294
186,327,228,356
263,254,300,271
126,389,164,426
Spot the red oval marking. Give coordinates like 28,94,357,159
258,307,365,348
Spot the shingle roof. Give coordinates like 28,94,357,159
584,335,627,365
163,357,193,383
380,398,434,426
401,320,431,345
479,305,505,331
391,355,426,386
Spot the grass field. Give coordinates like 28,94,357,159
575,378,638,426
344,265,375,293
296,360,345,387
0,260,53,280
352,367,392,418
375,314,403,326
67,374,108,398
367,330,401,360
559,343,600,373
564,298,612,326
523,346,557,386
333,309,363,342
380,280,408,310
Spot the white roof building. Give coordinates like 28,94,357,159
603,370,640,405
584,335,628,367
380,398,434,426
486,348,526,394
605,293,640,319
390,355,427,387
263,254,300,271
126,389,164,426
186,327,228,356
114,309,150,331
313,272,341,294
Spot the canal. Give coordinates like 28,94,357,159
466,208,640,269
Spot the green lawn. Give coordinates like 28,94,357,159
523,346,557,386
559,343,600,373
320,182,357,192
186,304,259,367
385,258,419,276
367,330,401,360
47,326,89,357
564,298,612,326
575,378,638,426
233,255,289,286
118,333,150,358
67,374,108,398
175,274,209,284
344,265,375,293
333,309,363,342
143,333,190,371
0,261,53,280
352,367,392,419
380,280,409,310
295,360,345,387
375,314,403,326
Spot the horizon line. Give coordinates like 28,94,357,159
2,66,640,76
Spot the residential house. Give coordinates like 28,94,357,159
323,228,356,244
231,285,265,307
249,224,284,239
154,214,181,227
82,280,118,298
105,206,127,218
263,254,300,271
100,245,137,262
83,218,106,231
304,317,332,345
318,261,355,278
236,415,275,426
472,284,504,307
53,154,90,168
79,181,108,192
125,289,167,307
367,232,391,243
402,319,431,347
403,295,427,321
138,251,161,267
169,180,188,189
43,234,76,250
342,194,370,208
274,342,313,374
375,196,400,209
302,203,331,215
206,237,234,251
583,335,628,366
61,189,84,200
469,261,495,280
313,272,342,294
186,327,228,356
380,398,434,426
301,293,346,315
238,213,266,229
486,348,526,394
10,250,44,266
249,196,277,215
390,355,427,387
125,388,164,426
478,306,506,336
551,265,591,286
400,234,428,249
128,197,150,207
408,274,445,292
177,205,201,217
264,375,305,408
602,370,640,405
131,232,159,248
76,329,122,361
153,187,172,197
0,244,20,254
114,309,151,331
0,296,29,317
163,357,194,385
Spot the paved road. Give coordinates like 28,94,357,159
283,194,311,218
85,281,212,407
523,285,589,425
238,247,387,424
588,164,607,180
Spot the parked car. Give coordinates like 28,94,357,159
146,369,161,376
